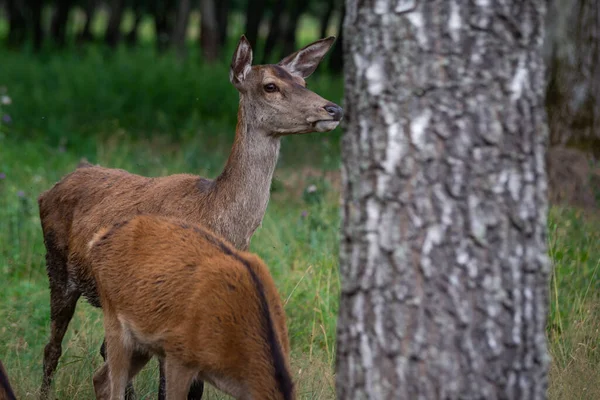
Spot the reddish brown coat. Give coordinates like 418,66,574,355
89,215,294,400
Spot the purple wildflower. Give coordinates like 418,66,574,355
2,114,12,124
17,190,25,198
0,172,5,180
301,210,308,218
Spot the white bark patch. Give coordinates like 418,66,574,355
374,0,389,14
384,123,406,174
468,194,487,245
366,61,386,96
373,296,386,347
406,10,427,47
433,184,454,226
448,1,461,42
353,53,367,72
410,109,432,150
420,224,444,277
395,0,416,13
510,55,528,101
366,197,381,232
508,169,522,201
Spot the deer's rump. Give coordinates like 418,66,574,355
38,165,212,307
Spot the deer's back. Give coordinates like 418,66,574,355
38,165,214,305
90,216,290,369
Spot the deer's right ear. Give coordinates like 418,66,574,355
230,35,253,89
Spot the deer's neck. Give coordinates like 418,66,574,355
212,102,280,248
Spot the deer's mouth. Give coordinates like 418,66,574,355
313,120,340,132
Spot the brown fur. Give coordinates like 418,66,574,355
88,215,293,400
38,35,340,399
0,361,16,400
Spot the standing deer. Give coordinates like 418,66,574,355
38,35,342,400
88,215,294,400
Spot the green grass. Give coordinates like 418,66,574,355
0,40,599,399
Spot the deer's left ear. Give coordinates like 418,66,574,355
230,35,253,89
278,36,336,79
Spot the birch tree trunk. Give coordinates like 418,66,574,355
337,1,551,399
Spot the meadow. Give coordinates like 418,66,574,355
1,29,599,400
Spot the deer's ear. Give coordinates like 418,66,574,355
230,35,253,88
278,36,336,79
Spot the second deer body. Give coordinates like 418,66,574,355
88,215,294,400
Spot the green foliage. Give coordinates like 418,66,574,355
0,45,343,147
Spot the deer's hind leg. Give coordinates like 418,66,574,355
94,349,151,400
158,359,204,400
103,315,138,400
100,340,137,400
40,245,81,400
163,357,197,400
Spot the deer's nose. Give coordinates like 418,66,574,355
324,103,344,121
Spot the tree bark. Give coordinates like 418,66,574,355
200,0,219,62
171,0,191,58
337,1,551,399
545,0,600,154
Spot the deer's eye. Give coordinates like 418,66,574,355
264,83,278,93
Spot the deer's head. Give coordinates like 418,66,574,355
230,35,343,136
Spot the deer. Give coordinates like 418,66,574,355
87,215,294,400
0,360,17,400
38,34,341,400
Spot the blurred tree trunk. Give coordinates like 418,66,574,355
78,0,97,43
217,0,230,46
545,0,600,155
31,0,44,50
171,0,191,58
328,4,343,73
244,0,267,47
105,0,124,48
200,0,219,62
279,0,308,60
337,1,550,399
7,0,27,47
261,0,285,63
124,5,143,47
150,0,175,51
319,0,335,39
50,0,74,47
